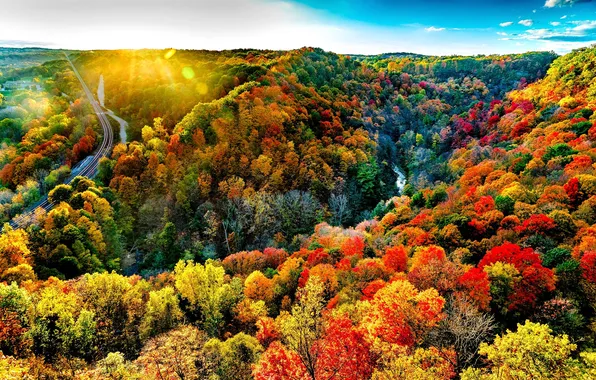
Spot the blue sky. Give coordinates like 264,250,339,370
287,0,596,53
1,0,595,55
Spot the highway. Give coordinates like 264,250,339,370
7,54,115,229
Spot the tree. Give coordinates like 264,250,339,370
78,272,134,356
0,226,31,275
360,279,445,351
135,325,210,379
495,195,515,215
383,246,408,273
515,214,556,235
407,246,463,294
479,243,555,312
329,193,349,226
223,250,266,276
581,251,596,283
426,297,495,373
244,271,275,303
256,316,280,347
372,346,456,380
457,268,491,311
29,282,96,361
340,236,365,258
140,286,183,339
48,184,72,204
255,305,374,380
313,316,376,380
279,277,326,378
0,282,31,356
461,321,579,379
203,332,263,380
253,341,309,380
174,260,242,336
87,352,142,379
309,264,338,297
157,221,180,266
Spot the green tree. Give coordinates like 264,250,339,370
48,184,72,204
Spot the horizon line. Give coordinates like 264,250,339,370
0,45,564,58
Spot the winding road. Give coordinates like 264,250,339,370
8,54,115,229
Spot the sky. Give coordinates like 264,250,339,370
1,0,596,55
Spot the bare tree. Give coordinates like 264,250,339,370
426,296,496,374
329,193,349,226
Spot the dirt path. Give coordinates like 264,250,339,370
105,109,128,144
97,74,105,107
97,73,127,144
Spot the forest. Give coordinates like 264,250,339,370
0,45,596,379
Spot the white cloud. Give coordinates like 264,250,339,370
570,20,596,31
561,15,568,19
551,21,562,26
519,19,534,27
425,26,445,32
545,0,593,7
504,19,596,55
500,21,514,27
526,29,552,37
497,32,508,36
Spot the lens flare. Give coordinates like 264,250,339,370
182,67,195,79
164,49,176,59
196,82,208,95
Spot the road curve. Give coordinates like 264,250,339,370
7,54,114,229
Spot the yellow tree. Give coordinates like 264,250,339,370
204,332,264,379
278,276,326,379
174,260,242,336
462,321,583,379
0,225,31,277
140,286,183,339
29,281,96,361
244,271,274,303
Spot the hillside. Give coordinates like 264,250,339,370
1,46,596,378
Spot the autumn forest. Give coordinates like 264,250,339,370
1,43,596,379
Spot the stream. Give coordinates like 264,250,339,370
393,165,406,194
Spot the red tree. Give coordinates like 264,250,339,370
457,268,491,311
383,246,408,273
564,177,581,206
479,243,555,311
253,341,309,380
581,251,596,283
340,236,365,258
313,316,376,380
515,214,556,235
